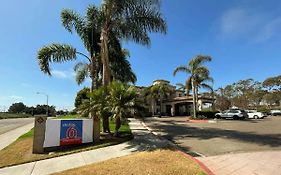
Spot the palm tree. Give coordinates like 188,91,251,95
145,82,171,116
176,80,191,95
173,55,212,118
108,81,139,136
37,6,102,141
37,5,137,141
78,86,109,123
185,69,214,110
99,0,167,86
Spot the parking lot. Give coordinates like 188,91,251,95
144,116,281,156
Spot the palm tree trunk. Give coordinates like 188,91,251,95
102,112,110,133
101,29,111,86
90,57,100,142
160,98,162,117
114,116,121,137
191,78,197,118
195,87,199,111
100,30,112,134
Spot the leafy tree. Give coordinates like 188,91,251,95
75,88,90,108
8,102,26,113
214,88,231,111
34,105,56,116
98,0,167,86
263,75,281,91
263,92,279,106
173,55,212,118
108,81,139,136
263,75,281,106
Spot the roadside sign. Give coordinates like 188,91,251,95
60,120,83,146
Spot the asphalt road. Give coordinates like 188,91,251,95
144,116,281,156
0,118,34,135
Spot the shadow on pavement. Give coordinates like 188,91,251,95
145,120,281,148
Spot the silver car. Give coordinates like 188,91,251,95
215,109,248,120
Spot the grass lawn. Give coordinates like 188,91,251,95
0,116,132,168
52,150,207,175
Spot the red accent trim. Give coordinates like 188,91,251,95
176,150,215,175
141,121,215,175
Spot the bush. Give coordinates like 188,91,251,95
257,106,270,113
0,113,32,119
196,111,218,119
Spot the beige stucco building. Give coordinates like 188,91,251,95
137,80,214,116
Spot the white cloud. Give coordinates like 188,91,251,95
219,7,281,42
51,70,75,80
219,8,262,38
256,17,281,42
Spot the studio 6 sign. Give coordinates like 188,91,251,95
43,119,93,148
60,120,82,146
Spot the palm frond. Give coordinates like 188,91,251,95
37,44,77,75
200,83,213,92
173,66,189,76
74,63,89,85
61,9,86,36
108,0,167,46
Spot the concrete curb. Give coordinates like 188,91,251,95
141,121,215,175
186,119,218,123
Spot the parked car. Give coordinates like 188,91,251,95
270,110,281,116
215,109,248,120
246,110,266,119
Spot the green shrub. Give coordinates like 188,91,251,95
0,113,32,119
257,106,270,113
196,111,218,119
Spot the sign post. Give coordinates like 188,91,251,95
33,115,47,154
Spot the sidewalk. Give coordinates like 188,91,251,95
198,151,281,175
0,122,34,151
0,118,171,175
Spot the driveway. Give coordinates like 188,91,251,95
144,116,281,156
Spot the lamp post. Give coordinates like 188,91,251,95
37,92,49,116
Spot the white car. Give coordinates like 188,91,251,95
215,109,248,120
246,110,266,119
270,110,281,116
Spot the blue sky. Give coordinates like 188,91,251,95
1,0,281,111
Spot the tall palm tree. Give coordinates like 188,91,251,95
173,55,212,118
108,81,139,136
185,69,214,110
99,0,167,86
36,5,137,141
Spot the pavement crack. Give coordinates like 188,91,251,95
30,161,37,175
